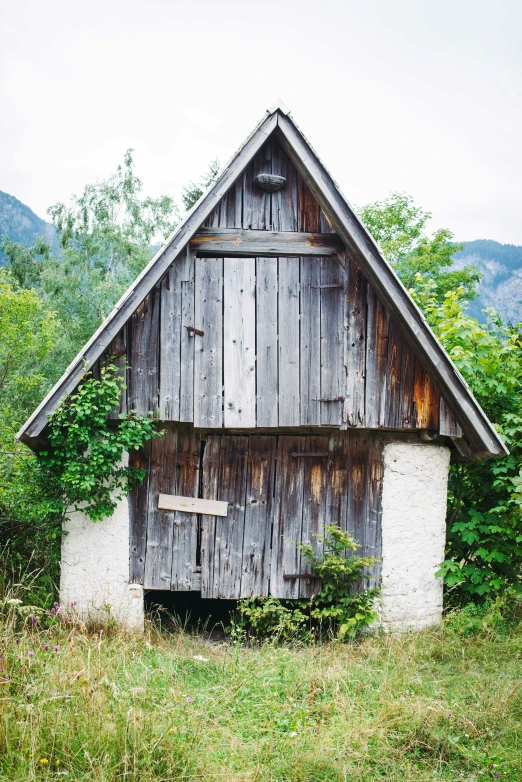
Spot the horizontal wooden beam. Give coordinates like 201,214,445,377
190,228,342,256
158,493,228,517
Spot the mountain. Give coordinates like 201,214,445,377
0,189,55,264
453,240,522,324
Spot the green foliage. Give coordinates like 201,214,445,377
181,158,220,211
2,151,179,365
358,192,481,305
0,270,58,412
237,526,379,639
413,279,522,600
39,363,162,521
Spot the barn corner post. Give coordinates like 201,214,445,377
376,441,451,633
59,453,145,632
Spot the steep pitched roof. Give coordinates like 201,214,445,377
17,102,507,461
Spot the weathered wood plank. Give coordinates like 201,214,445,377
241,435,276,597
278,257,300,426
366,433,384,590
320,255,344,426
143,425,178,589
106,326,127,419
194,258,223,427
365,286,388,428
224,257,256,427
271,435,306,599
271,140,298,231
299,435,328,598
413,360,440,430
191,228,342,256
385,319,403,429
344,263,366,427
179,279,195,423
256,257,279,427
128,285,160,416
249,141,271,230
398,339,416,428
200,436,221,598
129,437,151,584
159,265,182,420
159,494,227,517
346,431,370,553
298,172,321,232
300,256,321,425
171,425,201,591
439,397,463,438
213,436,249,599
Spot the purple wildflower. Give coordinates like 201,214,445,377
186,696,193,703
5,675,10,681
31,615,37,624
53,645,60,653
495,775,500,779
43,644,49,650
28,651,34,658
15,639,20,644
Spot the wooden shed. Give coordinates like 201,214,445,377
18,101,506,632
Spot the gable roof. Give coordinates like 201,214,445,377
17,101,507,461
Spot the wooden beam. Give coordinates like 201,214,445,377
158,493,228,517
191,228,342,256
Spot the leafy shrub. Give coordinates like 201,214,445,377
236,526,379,640
414,282,522,601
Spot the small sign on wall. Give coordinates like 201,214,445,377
158,494,228,517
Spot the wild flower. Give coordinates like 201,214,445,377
31,615,37,624
192,655,208,662
54,645,60,652
43,644,49,650
40,758,48,764
186,696,193,702
28,651,34,658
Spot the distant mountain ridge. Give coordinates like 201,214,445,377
0,189,54,264
1,189,521,324
453,240,522,324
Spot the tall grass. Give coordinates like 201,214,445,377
0,595,521,781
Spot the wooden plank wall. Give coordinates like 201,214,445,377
131,428,385,598
92,137,461,438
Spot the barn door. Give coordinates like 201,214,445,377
200,435,276,599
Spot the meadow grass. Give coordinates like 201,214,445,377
0,604,521,782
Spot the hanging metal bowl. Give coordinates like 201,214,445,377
254,174,286,192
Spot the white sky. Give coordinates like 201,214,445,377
1,0,521,243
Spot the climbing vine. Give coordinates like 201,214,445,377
38,362,162,522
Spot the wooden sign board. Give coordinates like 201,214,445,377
158,493,228,517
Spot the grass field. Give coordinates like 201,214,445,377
1,604,521,782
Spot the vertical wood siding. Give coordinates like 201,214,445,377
94,137,461,438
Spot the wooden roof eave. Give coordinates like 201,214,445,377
273,114,507,461
16,108,279,446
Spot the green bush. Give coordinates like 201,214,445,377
236,526,379,640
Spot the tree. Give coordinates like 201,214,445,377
2,151,179,365
358,192,481,306
181,159,220,211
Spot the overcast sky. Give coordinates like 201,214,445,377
1,0,521,243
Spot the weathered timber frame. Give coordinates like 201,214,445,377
17,101,507,461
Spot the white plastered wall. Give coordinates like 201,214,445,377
377,441,451,633
60,454,144,631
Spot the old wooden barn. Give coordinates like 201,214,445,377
19,101,506,632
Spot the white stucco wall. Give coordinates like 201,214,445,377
377,441,451,633
60,456,144,631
